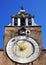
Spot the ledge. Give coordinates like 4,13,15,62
4,26,42,27
0,49,4,51
42,49,46,52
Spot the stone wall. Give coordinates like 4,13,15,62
0,26,46,65
33,50,46,65
0,50,5,65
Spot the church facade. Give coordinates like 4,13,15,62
0,8,46,65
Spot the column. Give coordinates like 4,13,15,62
25,18,28,26
17,18,20,26
12,18,14,26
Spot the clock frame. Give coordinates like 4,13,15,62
6,36,40,63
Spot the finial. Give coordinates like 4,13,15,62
21,6,24,10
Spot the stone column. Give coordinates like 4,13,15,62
17,18,20,26
25,18,28,26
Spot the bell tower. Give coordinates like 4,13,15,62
0,7,46,65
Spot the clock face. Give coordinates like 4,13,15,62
13,40,33,58
6,36,40,63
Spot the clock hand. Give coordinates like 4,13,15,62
16,43,26,51
16,43,21,48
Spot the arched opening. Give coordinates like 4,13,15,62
21,18,25,26
28,18,32,26
14,18,17,26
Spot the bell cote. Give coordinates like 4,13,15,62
11,7,37,26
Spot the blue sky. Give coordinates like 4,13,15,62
0,0,46,49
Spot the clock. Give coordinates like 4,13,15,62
6,36,40,63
